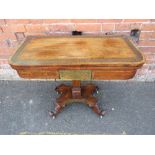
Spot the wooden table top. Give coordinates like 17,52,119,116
9,35,145,80
9,35,144,68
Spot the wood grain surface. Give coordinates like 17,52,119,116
9,35,145,80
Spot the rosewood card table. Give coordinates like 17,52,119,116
9,35,145,118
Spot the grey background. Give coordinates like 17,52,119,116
0,80,155,135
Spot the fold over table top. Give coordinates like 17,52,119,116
9,35,145,68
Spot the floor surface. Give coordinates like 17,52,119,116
0,80,155,135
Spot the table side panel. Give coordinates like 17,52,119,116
15,67,136,80
17,69,59,79
92,69,136,80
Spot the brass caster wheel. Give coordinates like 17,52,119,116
49,111,56,119
99,110,106,118
96,86,99,94
52,115,56,119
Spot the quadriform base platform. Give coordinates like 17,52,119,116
9,35,145,118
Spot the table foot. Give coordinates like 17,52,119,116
50,81,105,118
49,111,56,119
90,103,105,117
49,103,64,119
99,110,106,118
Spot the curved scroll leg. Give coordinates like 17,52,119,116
55,84,70,95
49,103,63,119
86,96,105,118
50,83,72,119
91,104,106,118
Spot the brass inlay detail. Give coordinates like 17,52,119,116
59,70,92,80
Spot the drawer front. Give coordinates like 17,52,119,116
59,70,92,80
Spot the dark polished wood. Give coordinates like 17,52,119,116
49,80,105,119
9,35,145,118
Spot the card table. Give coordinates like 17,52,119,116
9,35,145,118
